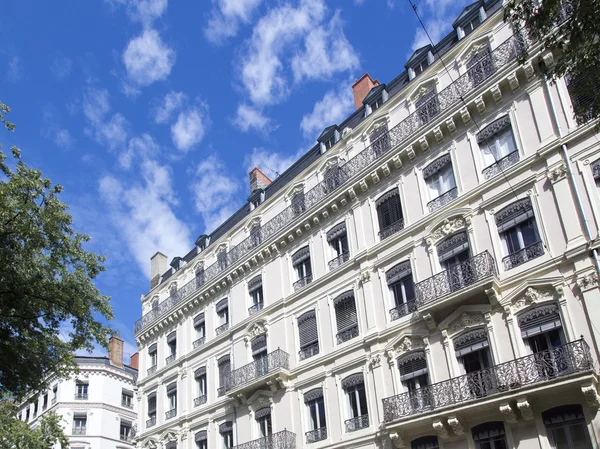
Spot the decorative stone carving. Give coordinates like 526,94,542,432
371,171,381,184
419,137,429,152
463,42,488,63
508,73,520,91
359,180,368,192
244,321,268,345
406,147,416,160
577,272,599,292
447,416,464,435
390,432,406,449
491,85,503,103
342,127,353,138
161,432,178,447
360,270,371,284
427,217,467,246
446,117,457,134
547,162,568,184
448,312,485,335
511,286,555,313
381,164,392,177
460,107,471,124
581,384,600,409
369,353,382,369
432,420,449,439
499,403,518,424
423,313,437,330
542,50,555,68
392,154,403,169
347,188,357,201
523,61,535,80
475,96,486,113
144,440,158,449
517,398,534,421
433,126,444,142
331,204,339,213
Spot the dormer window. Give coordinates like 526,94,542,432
463,16,481,36
414,60,429,77
363,84,388,117
406,47,434,81
318,125,340,153
454,2,486,40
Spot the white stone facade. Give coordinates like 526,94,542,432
133,2,600,449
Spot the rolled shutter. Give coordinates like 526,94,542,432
194,367,206,378
477,115,511,144
73,411,87,418
437,232,469,263
341,373,364,389
397,351,428,381
147,392,157,412
326,222,347,242
453,328,489,357
248,275,262,293
251,335,267,356
472,422,505,442
193,313,205,327
292,246,310,266
386,261,412,285
216,298,228,313
334,291,357,332
166,382,177,394
122,388,133,397
167,331,176,343
518,303,562,338
148,343,157,353
298,311,318,348
423,154,451,179
495,198,534,233
592,160,600,180
166,442,177,449
219,421,233,434
376,190,402,230
195,430,208,442
255,407,271,419
304,387,323,402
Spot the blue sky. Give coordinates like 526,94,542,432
1,0,474,358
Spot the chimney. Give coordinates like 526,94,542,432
129,352,139,370
249,167,272,193
352,73,380,110
150,251,168,289
108,335,124,368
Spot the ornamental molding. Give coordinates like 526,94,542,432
389,432,406,449
244,216,262,233
363,114,390,139
432,420,450,439
456,32,492,64
284,182,305,202
317,156,344,174
246,389,274,412
438,305,490,337
546,162,568,184
516,398,534,421
243,320,268,346
447,416,464,435
142,438,158,449
499,403,518,424
577,271,599,292
581,384,600,409
408,76,438,103
160,431,179,446
507,285,557,314
368,353,382,370
425,210,472,247
385,332,429,363
57,401,137,419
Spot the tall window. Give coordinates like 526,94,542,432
324,165,341,193
518,303,565,354
42,394,48,410
467,47,493,87
166,442,177,449
415,87,439,126
305,388,327,443
478,116,519,179
342,373,369,432
25,408,30,422
327,222,349,269
370,123,390,157
194,367,207,406
334,291,359,344
220,422,234,449
472,422,508,449
121,389,133,408
256,408,273,438
454,328,492,374
75,381,88,400
292,246,312,291
496,198,543,270
376,189,404,240
543,405,592,449
217,249,228,271
147,392,157,427
591,159,600,193
248,275,264,315
148,343,158,374
218,355,231,395
195,431,208,449
252,335,268,377
216,298,229,334
196,265,206,288
292,191,306,216
166,331,177,364
52,385,58,403
424,154,457,213
33,401,38,417
387,261,416,320
398,351,430,413
566,74,593,124
120,419,133,442
437,231,472,292
166,382,177,419
193,313,206,348
298,310,319,361
411,436,439,449
72,413,87,435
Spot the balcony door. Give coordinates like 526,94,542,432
397,351,431,414
252,335,268,377
454,328,494,398
255,408,272,440
437,232,471,293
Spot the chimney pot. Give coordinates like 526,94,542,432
352,73,380,110
150,251,168,290
129,352,139,370
108,335,124,368
249,167,272,193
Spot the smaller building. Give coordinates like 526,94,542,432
16,336,139,449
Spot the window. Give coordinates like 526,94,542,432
169,284,178,299
147,392,157,427
370,122,390,157
454,328,494,397
73,413,87,435
467,47,494,88
495,198,543,270
327,222,349,269
398,351,430,413
415,87,439,126
543,405,592,449
42,394,48,410
166,331,177,364
592,159,600,193
292,191,306,216
218,355,231,395
75,381,88,400
334,291,359,344
217,249,228,271
387,261,416,320
424,154,457,212
250,223,262,247
478,116,519,179
194,367,207,406
376,189,404,239
248,276,264,315
122,389,133,408
33,401,38,417
324,136,336,150
463,15,481,35
166,382,177,419
413,60,429,77
305,388,327,443
216,298,229,334
252,335,268,377
411,436,439,449
196,431,208,449
566,74,593,124
342,373,369,432
148,343,158,374
298,310,319,361
120,420,133,442
292,246,312,291
152,298,159,311
256,408,272,438
220,421,234,449
166,443,177,449
25,408,30,421
52,385,58,404
193,313,206,348
196,266,206,288
472,422,508,449
324,165,341,193
437,231,472,292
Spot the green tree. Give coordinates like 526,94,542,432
0,401,68,449
504,0,600,125
0,102,114,400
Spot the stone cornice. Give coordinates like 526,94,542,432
59,401,137,419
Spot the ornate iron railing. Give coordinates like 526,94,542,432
336,324,359,344
147,365,157,376
293,275,312,292
120,434,133,442
146,416,156,428
306,427,327,444
427,187,458,213
165,408,177,419
345,414,369,432
216,322,229,336
299,342,320,361
390,299,418,321
232,430,296,449
219,349,290,394
328,252,350,270
134,34,528,335
379,219,405,240
193,337,206,349
74,393,88,400
165,354,176,365
503,241,544,270
249,301,264,316
72,427,86,435
194,395,207,407
415,251,497,306
482,151,520,179
122,400,133,409
382,339,593,422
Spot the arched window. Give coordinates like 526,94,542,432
411,436,439,449
542,405,592,449
471,421,507,449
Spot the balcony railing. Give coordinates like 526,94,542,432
216,322,229,336
120,434,133,442
146,416,156,428
328,252,350,270
194,395,207,407
74,393,88,400
482,150,519,179
503,241,544,270
218,349,290,395
51,397,57,405
248,301,264,316
390,299,418,321
72,428,86,435
306,427,327,444
165,408,177,419
379,219,405,240
122,400,133,409
147,365,157,376
165,354,176,365
345,414,369,432
134,33,527,335
232,430,296,449
427,187,458,213
193,337,206,349
293,275,312,292
415,251,497,306
382,339,593,422
336,324,359,344
299,342,320,361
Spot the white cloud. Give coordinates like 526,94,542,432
153,91,187,124
50,56,73,80
119,134,160,169
232,104,276,134
54,129,75,148
122,28,175,88
171,104,209,152
82,87,129,150
191,155,241,233
354,0,395,7
41,106,76,149
300,84,354,139
6,56,22,82
410,0,473,51
99,159,192,278
106,0,168,26
244,147,300,179
204,0,264,44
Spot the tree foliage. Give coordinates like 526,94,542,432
0,401,68,449
0,102,114,400
504,0,600,125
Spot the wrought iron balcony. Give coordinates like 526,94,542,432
248,301,264,316
293,275,312,292
427,187,458,213
345,414,369,432
165,354,176,365
218,349,290,395
328,251,350,270
216,322,229,336
299,342,320,361
336,324,359,344
382,339,593,423
390,299,418,321
165,408,177,419
231,430,296,449
482,150,519,179
134,34,527,335
146,416,156,428
72,427,86,435
193,337,206,349
194,395,207,407
121,400,133,409
503,241,544,270
415,251,497,307
147,365,157,376
379,219,405,240
74,393,88,400
306,427,327,444
120,434,133,442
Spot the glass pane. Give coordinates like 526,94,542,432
309,403,318,429
403,278,415,302
503,228,522,254
358,387,368,416
349,389,359,417
318,399,326,427
549,427,570,449
568,422,591,449
520,220,540,246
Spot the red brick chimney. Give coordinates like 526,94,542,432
249,167,272,192
129,352,139,370
108,335,124,368
352,73,380,110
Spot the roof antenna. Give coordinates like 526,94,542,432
263,166,280,179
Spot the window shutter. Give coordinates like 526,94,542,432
251,335,267,356
423,154,451,179
341,373,364,389
166,331,176,344
304,387,323,402
216,298,228,313
248,275,262,293
148,343,157,353
411,436,439,449
166,442,177,449
195,430,208,442
495,198,534,233
292,246,310,266
298,311,318,348
334,291,357,332
437,232,469,263
326,222,347,242
376,189,402,230
386,261,412,285
194,367,206,378
397,351,428,381
592,159,600,180
477,115,511,144
453,328,489,357
193,313,205,328
219,421,233,434
255,407,271,419
122,388,133,397
148,394,157,412
542,405,585,426
518,303,562,338
166,382,177,394
472,422,505,442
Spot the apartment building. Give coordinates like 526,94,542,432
133,1,600,449
16,336,139,449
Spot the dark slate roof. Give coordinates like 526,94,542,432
318,125,338,142
406,44,432,67
363,84,387,105
453,0,483,27
74,356,138,376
